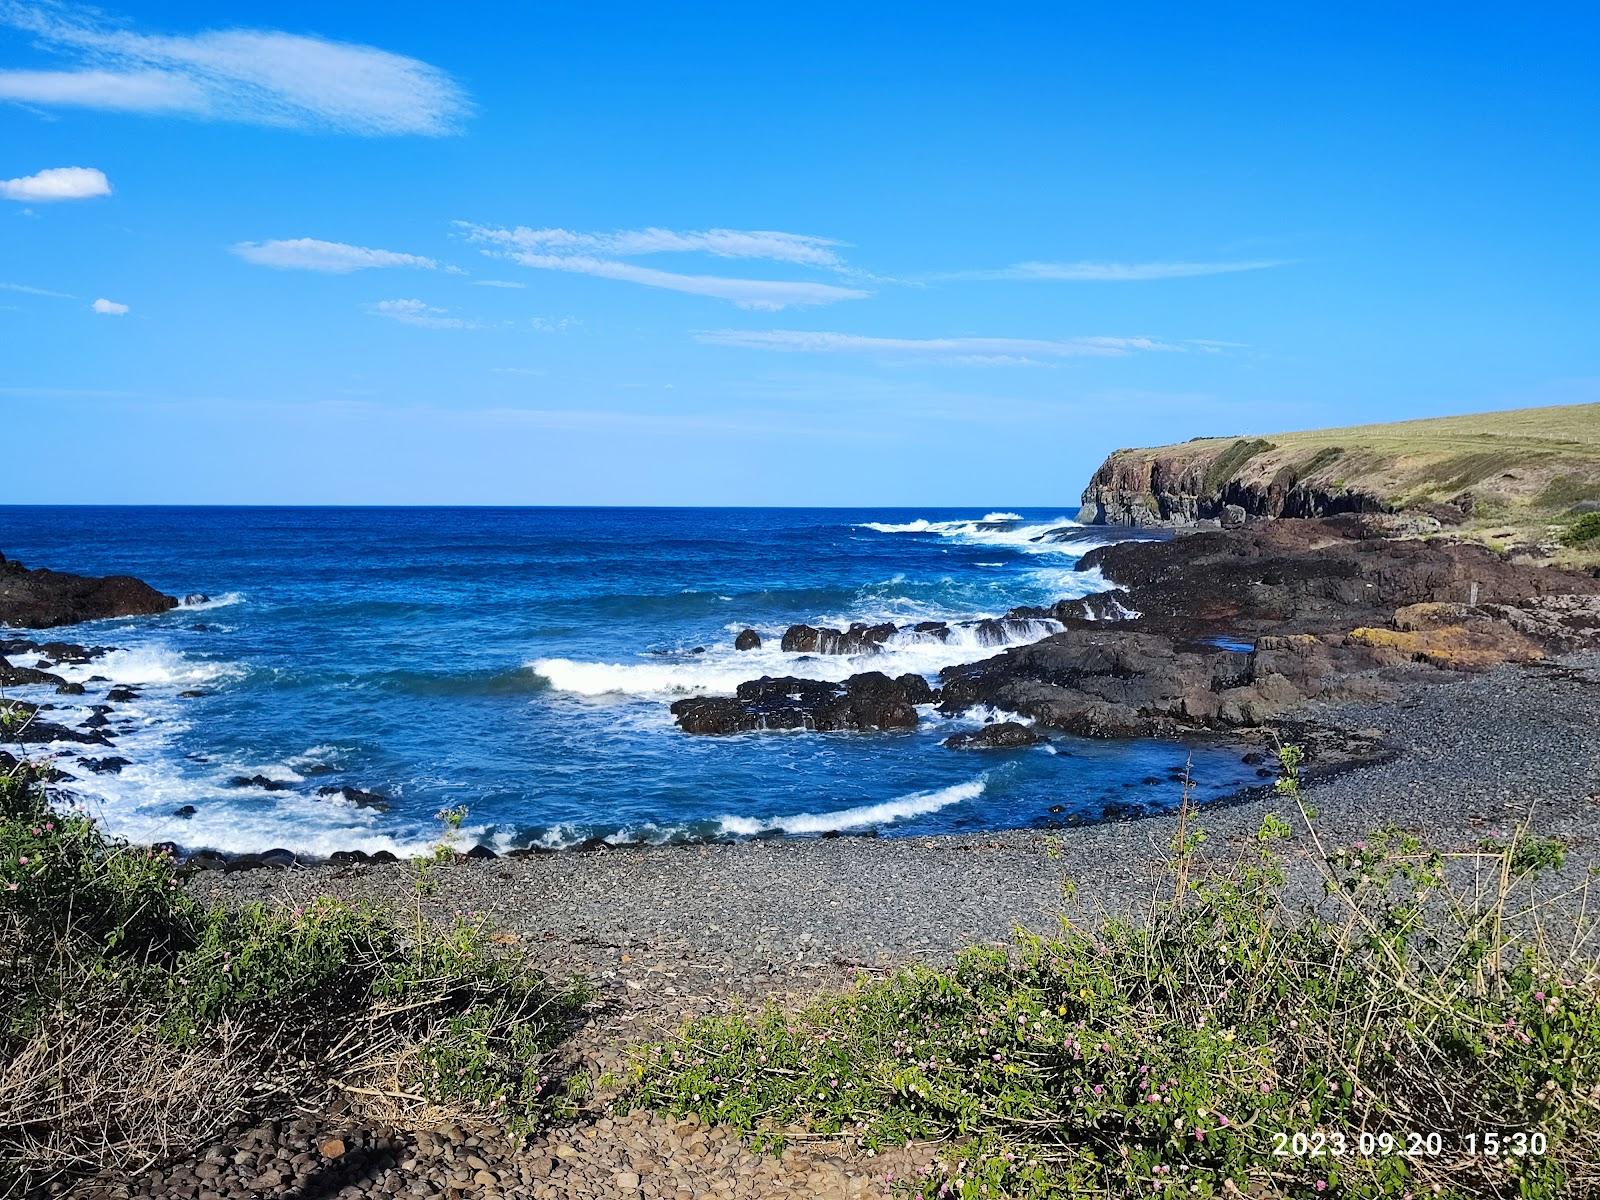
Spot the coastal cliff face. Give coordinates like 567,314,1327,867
1079,439,1382,526
1077,403,1600,550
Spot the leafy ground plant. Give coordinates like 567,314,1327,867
628,751,1600,1199
0,758,588,1195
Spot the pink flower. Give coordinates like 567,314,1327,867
1315,1182,1327,1193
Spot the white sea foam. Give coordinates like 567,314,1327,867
858,512,1082,554
50,644,240,689
529,617,1063,699
179,591,246,611
714,777,985,836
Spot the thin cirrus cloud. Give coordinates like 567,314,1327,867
961,259,1289,281
0,165,110,201
1,280,74,297
367,298,470,329
458,222,869,311
231,238,437,273
91,297,128,315
461,224,849,268
0,2,470,135
695,329,1185,365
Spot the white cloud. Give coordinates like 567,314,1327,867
471,279,526,289
695,330,1183,362
1,280,74,297
368,297,469,329
91,297,128,315
499,253,867,310
0,165,110,201
460,224,847,268
529,316,576,333
457,221,868,309
972,259,1288,281
232,238,436,273
0,3,470,135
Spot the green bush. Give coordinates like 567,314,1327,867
1561,511,1600,547
0,761,586,1191
629,799,1600,1198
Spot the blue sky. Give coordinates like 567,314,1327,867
3,2,1597,505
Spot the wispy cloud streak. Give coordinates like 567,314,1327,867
953,259,1289,282
696,329,1185,363
232,238,437,273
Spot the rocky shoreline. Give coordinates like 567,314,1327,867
8,509,1600,872
135,652,1600,1200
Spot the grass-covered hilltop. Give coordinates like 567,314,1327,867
5,403,1600,1199
1080,402,1600,563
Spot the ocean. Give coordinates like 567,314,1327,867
1,506,1259,856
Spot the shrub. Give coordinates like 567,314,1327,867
0,761,586,1193
628,766,1600,1198
1561,511,1600,547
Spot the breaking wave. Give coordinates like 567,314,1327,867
715,778,986,836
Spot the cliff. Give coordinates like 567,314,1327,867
1079,402,1600,558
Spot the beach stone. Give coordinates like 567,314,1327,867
734,628,761,651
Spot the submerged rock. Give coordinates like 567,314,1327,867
943,721,1046,750
314,785,391,811
227,774,295,792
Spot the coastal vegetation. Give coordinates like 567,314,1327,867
1081,402,1600,562
628,752,1600,1199
0,734,588,1194
4,712,1599,1196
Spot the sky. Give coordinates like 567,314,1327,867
2,2,1598,506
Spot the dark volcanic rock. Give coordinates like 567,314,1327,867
105,685,139,703
938,627,1402,738
1,699,111,745
1074,515,1600,639
734,628,762,651
0,657,65,687
79,755,133,774
943,720,1046,750
227,774,295,792
779,621,897,655
672,671,926,735
0,552,178,629
315,785,391,811
172,805,197,819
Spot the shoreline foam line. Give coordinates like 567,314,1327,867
714,777,986,836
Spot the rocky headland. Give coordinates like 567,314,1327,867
1077,401,1600,562
0,551,178,628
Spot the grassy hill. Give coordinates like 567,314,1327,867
1083,402,1600,563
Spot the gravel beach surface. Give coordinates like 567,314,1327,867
70,657,1600,1199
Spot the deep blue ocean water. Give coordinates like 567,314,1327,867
0,507,1259,856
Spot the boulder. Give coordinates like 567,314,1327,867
671,671,925,735
943,721,1046,750
779,621,897,655
734,628,762,651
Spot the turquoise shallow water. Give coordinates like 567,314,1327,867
0,506,1258,855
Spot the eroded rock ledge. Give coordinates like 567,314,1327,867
939,515,1600,739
